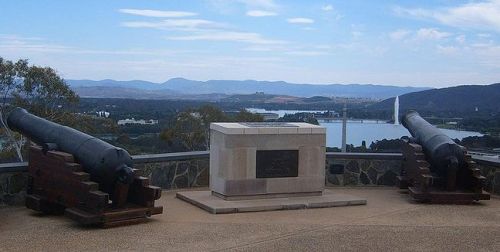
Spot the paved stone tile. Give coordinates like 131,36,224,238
176,189,367,214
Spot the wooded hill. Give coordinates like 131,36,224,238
371,83,500,116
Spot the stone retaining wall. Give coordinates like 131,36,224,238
0,172,28,205
2,152,500,206
325,153,402,186
135,159,209,190
474,156,500,194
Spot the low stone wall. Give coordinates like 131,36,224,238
474,156,500,194
133,151,209,190
0,162,29,205
2,151,500,206
325,153,403,186
0,171,28,206
135,159,209,190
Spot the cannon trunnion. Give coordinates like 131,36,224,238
7,108,163,227
398,111,489,203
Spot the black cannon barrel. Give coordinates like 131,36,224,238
7,107,134,190
402,110,465,175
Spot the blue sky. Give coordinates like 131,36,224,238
1,0,500,87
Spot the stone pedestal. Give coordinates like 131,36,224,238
209,122,326,199
176,122,367,214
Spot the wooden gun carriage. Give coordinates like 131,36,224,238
7,108,163,227
398,111,490,203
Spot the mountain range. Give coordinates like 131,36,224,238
372,83,500,114
68,78,430,100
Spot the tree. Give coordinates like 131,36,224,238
161,111,208,151
160,106,263,151
234,109,263,122
161,105,229,150
0,58,79,161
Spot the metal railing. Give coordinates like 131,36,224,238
4,151,499,174
0,151,406,174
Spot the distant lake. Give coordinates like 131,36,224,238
246,109,483,147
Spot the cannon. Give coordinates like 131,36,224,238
398,110,489,203
7,107,134,192
7,108,162,227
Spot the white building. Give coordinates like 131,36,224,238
96,111,110,118
117,118,158,125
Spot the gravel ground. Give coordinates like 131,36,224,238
1,187,499,252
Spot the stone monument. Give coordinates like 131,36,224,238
209,122,325,199
177,122,367,214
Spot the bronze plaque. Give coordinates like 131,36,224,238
256,150,298,178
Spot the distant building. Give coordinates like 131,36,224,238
190,112,201,119
117,118,158,125
96,111,110,118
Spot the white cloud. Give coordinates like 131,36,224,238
322,5,343,21
389,29,411,40
238,0,277,10
287,18,314,24
351,31,363,38
118,9,197,18
0,35,72,53
437,45,459,55
246,10,277,17
121,19,222,30
456,34,466,44
207,0,278,14
389,28,451,42
322,5,333,11
394,1,500,32
477,33,492,38
285,51,327,56
0,35,184,56
243,46,275,52
166,31,287,44
416,28,451,40
243,45,290,51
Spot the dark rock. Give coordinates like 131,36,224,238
192,159,209,187
493,172,500,194
336,174,344,185
360,172,370,185
367,167,378,184
8,173,27,194
188,160,209,187
377,170,397,186
329,164,344,175
186,161,198,186
484,175,494,193
372,160,386,173
344,172,359,186
479,165,496,193
151,163,176,189
388,161,402,174
345,161,360,173
173,162,190,188
359,160,370,172
327,173,341,185
174,174,189,188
